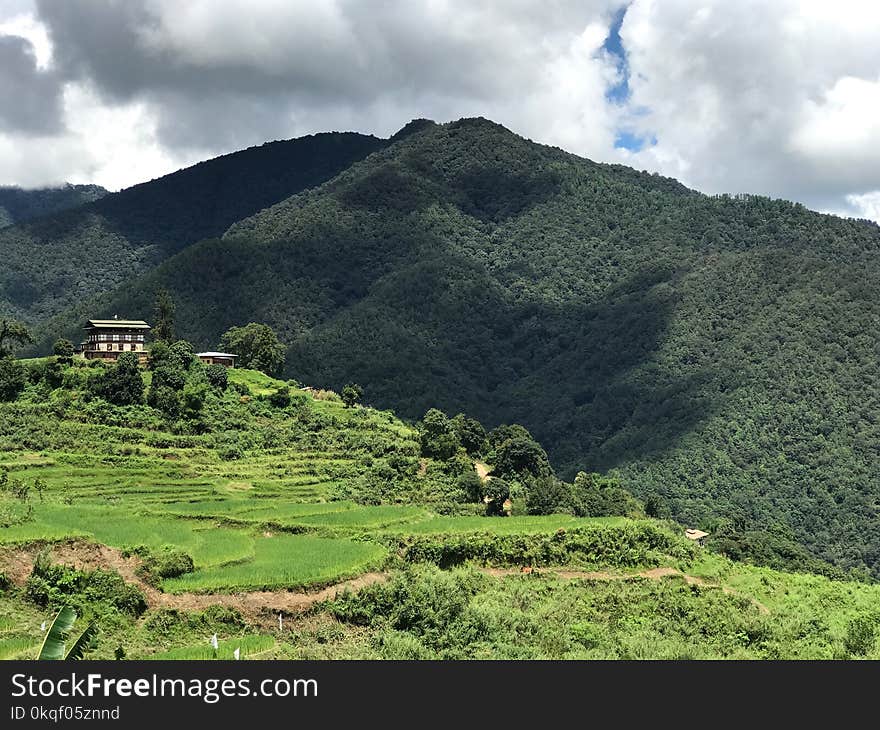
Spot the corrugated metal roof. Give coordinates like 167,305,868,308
196,352,237,358
86,319,151,329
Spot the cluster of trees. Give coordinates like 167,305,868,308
419,407,640,519
0,183,107,229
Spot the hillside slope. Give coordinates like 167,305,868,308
34,118,880,576
0,132,387,325
0,184,107,228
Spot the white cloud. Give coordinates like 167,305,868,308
844,191,880,222
620,0,880,216
0,0,878,225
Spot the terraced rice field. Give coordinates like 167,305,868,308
0,367,655,599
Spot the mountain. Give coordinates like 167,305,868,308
0,131,387,325
19,116,880,577
0,183,107,228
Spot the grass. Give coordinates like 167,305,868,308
144,634,276,660
380,514,630,535
162,534,388,593
0,636,41,660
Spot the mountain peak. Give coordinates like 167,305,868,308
389,118,437,143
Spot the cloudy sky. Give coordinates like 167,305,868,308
1,0,879,221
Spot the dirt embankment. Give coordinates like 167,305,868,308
0,540,387,623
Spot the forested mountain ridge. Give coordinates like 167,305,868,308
0,131,387,325
22,117,880,577
0,183,107,228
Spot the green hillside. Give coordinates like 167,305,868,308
0,131,386,326
57,117,880,577
0,184,107,228
0,355,877,660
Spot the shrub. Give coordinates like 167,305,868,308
844,616,877,657
0,357,27,402
53,339,75,363
88,352,144,406
134,547,195,586
268,385,291,408
27,554,147,617
419,408,460,460
219,443,245,461
204,364,228,390
341,383,363,408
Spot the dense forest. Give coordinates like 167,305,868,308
0,184,107,228
6,117,880,577
0,132,387,326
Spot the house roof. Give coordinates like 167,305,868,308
196,352,237,359
86,319,151,330
685,528,709,540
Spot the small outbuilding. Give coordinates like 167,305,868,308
196,352,237,368
685,528,709,547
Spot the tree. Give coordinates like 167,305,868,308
168,340,197,370
341,383,363,408
181,374,209,420
0,319,33,359
0,357,27,402
220,323,285,376
52,339,75,363
90,352,144,406
419,408,460,460
451,414,486,455
204,364,228,390
524,476,570,515
147,341,202,418
644,494,669,519
487,424,533,453
494,436,552,479
457,470,484,503
153,288,176,343
484,477,510,516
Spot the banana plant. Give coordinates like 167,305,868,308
37,606,98,660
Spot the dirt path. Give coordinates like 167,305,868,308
0,541,388,623
483,566,769,614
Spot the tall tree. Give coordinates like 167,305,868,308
153,288,176,343
220,323,285,376
0,318,33,358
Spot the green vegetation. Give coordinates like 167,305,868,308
29,117,878,576
0,132,386,329
0,184,107,229
36,605,98,661
325,562,880,659
163,535,386,593
220,323,285,376
2,115,880,656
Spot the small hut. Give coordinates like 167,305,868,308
684,528,709,547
